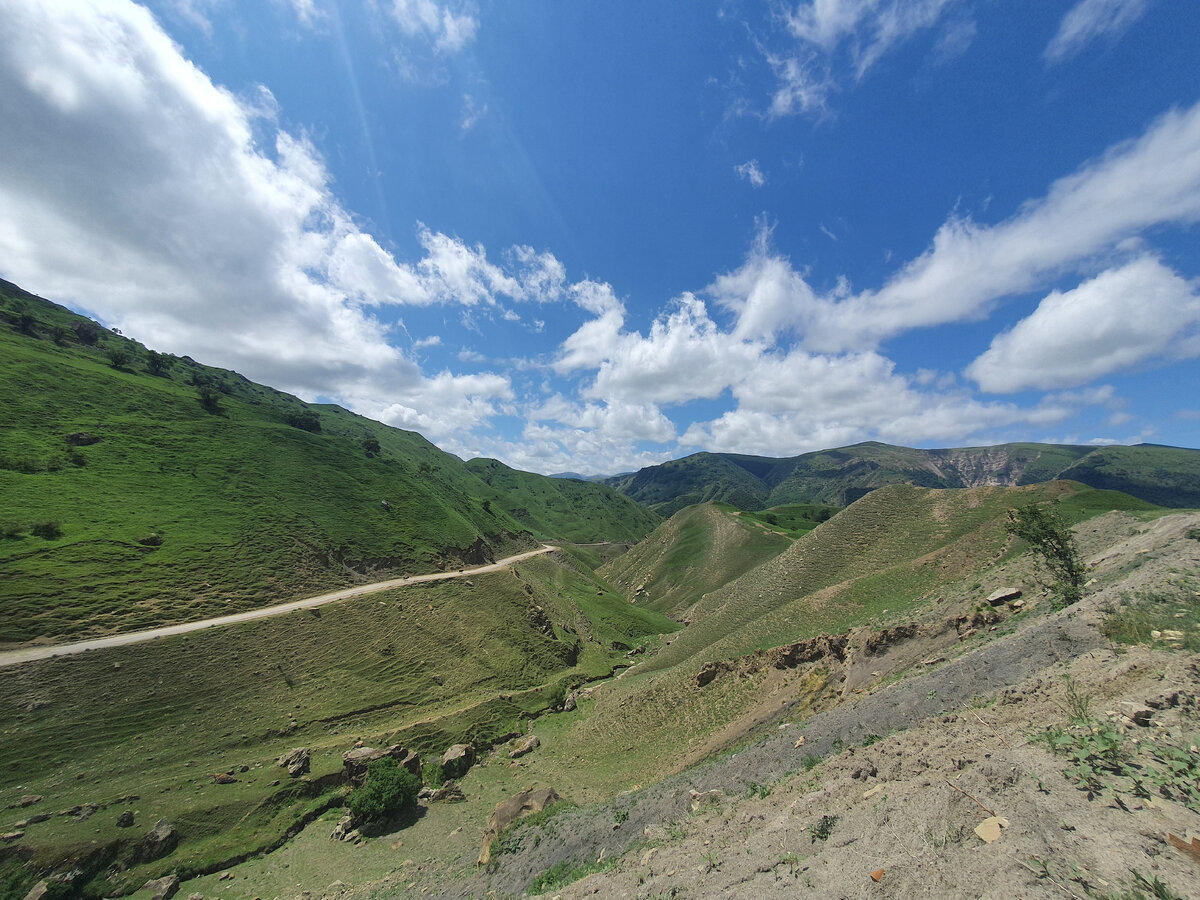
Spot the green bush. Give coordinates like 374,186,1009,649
346,757,419,823
285,410,322,433
31,520,62,539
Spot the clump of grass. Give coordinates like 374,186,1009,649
1091,870,1186,900
808,815,837,842
1102,589,1199,652
528,856,617,894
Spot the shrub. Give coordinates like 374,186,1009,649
71,321,101,345
346,757,419,823
1005,502,1086,606
197,384,222,413
284,410,322,433
1,523,25,539
31,521,62,540
363,437,381,457
105,345,131,369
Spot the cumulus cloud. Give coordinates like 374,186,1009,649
1044,0,1149,64
0,0,514,441
967,257,1200,392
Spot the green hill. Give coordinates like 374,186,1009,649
606,440,1200,512
464,457,659,542
598,503,793,618
0,281,658,644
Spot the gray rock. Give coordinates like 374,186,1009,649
440,743,476,781
142,875,180,900
385,744,422,777
277,747,310,778
985,587,1022,606
342,746,386,784
134,818,178,863
116,810,135,828
508,735,540,759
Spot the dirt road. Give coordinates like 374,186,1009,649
0,544,557,669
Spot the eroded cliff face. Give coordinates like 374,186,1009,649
935,447,1029,487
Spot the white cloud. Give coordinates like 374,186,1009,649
1044,0,1149,64
788,100,1200,351
460,92,486,131
389,0,478,52
765,0,957,116
967,257,1200,392
0,0,515,445
735,159,767,187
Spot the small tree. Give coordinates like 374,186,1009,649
147,350,173,377
346,757,420,824
197,383,222,413
284,410,322,433
105,345,131,370
1005,502,1086,607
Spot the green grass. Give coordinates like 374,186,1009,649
527,855,618,894
730,502,838,539
0,286,658,642
1101,588,1200,652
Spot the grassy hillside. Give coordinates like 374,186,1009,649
598,503,793,618
464,458,659,542
0,282,658,643
0,553,679,899
606,440,1200,512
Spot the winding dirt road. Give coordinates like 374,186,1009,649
0,544,557,670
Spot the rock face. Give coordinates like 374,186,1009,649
508,735,540,759
141,875,180,900
277,747,311,778
133,818,178,864
477,786,561,866
440,743,476,781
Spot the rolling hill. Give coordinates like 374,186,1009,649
605,440,1200,513
0,280,659,644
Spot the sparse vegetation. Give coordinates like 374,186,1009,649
1102,589,1200,652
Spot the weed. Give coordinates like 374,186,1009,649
808,815,837,843
745,781,772,799
527,856,617,894
801,753,821,771
1063,676,1092,725
927,689,938,702
1089,870,1186,900
700,850,721,870
31,520,62,540
613,809,629,826
861,733,882,747
664,822,687,841
1185,527,1200,542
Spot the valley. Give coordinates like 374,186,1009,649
1,284,1198,900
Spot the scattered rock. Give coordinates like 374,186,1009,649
116,810,135,828
141,875,180,900
342,747,386,784
1129,709,1155,727
973,816,1009,844
689,789,724,811
1,831,24,843
478,786,561,865
870,869,886,882
985,587,1022,606
509,735,540,759
186,893,204,900
441,744,476,781
9,795,41,810
26,813,49,825
330,815,354,841
134,818,178,863
419,781,465,803
213,772,238,784
277,747,311,778
387,745,422,777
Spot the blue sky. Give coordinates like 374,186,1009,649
2,0,1199,475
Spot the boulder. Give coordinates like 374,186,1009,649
385,745,422,777
985,587,1022,607
277,747,311,778
342,747,386,784
213,772,237,784
418,781,465,803
440,744,475,781
477,787,561,865
116,810,135,828
508,735,540,759
141,875,180,900
11,795,42,810
133,818,178,864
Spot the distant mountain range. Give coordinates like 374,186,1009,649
604,441,1200,514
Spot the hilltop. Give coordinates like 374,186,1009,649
605,441,1200,514
0,280,659,644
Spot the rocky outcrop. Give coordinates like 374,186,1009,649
478,787,561,866
133,818,178,864
441,744,475,781
343,744,421,784
277,747,310,777
985,587,1022,606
